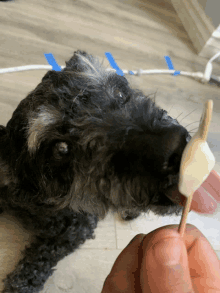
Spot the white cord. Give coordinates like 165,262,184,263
202,51,220,82
0,65,65,74
0,65,205,80
106,68,204,79
0,53,219,84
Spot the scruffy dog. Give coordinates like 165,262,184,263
0,50,190,292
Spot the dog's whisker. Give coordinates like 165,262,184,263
179,108,197,123
184,120,200,128
175,112,183,120
167,104,174,115
189,126,199,132
148,90,158,103
153,88,158,103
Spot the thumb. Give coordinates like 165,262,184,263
140,231,194,293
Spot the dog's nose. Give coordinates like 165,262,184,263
160,125,190,174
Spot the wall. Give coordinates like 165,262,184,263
198,0,220,27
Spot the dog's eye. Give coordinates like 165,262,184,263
53,142,69,159
118,91,123,98
115,89,126,104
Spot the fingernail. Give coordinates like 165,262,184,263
207,200,217,211
153,239,182,266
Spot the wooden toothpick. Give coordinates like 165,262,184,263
178,100,215,237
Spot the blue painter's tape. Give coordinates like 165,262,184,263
164,56,174,70
105,52,124,76
44,53,62,71
164,56,180,76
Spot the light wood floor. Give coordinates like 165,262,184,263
0,0,219,292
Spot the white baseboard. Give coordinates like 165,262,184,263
171,0,220,60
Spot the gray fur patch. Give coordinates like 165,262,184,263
27,106,62,153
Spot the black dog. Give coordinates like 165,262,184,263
0,50,190,292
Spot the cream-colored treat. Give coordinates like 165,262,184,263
178,100,215,237
179,137,215,198
178,100,215,198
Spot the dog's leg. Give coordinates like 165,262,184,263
2,211,98,293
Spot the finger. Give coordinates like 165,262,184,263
150,223,212,247
151,224,220,291
140,229,194,293
190,169,220,212
201,170,220,202
170,186,218,214
187,186,217,214
188,238,220,292
101,234,145,293
182,225,220,292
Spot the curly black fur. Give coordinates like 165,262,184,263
0,50,190,292
3,209,98,293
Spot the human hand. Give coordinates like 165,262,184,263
101,224,220,292
169,170,220,214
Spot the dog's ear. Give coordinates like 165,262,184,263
42,51,92,81
64,50,98,73
0,125,11,187
65,50,89,69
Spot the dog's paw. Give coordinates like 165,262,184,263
120,210,141,221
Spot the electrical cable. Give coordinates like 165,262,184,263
0,52,220,86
